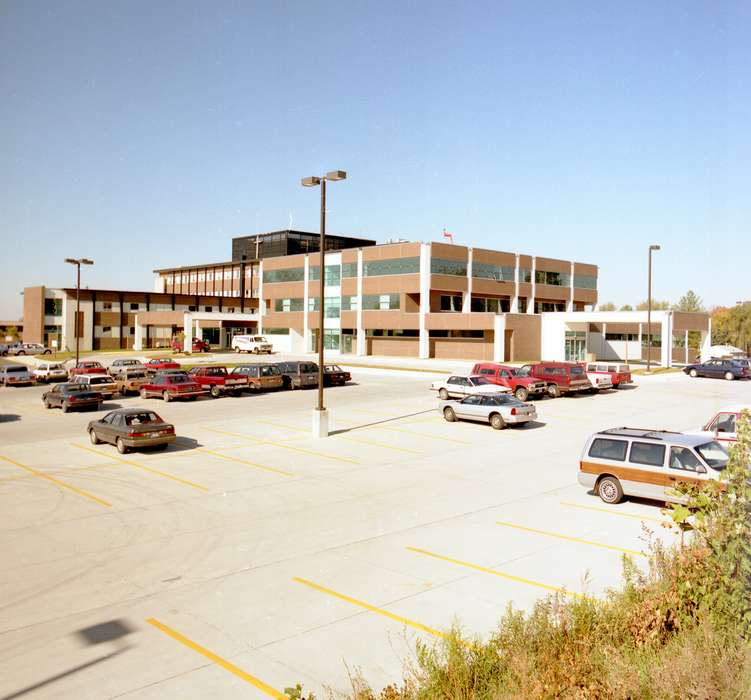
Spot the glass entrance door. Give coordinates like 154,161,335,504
565,331,586,362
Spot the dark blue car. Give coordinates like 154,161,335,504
683,359,750,381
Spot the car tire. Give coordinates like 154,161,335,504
62,402,69,413
547,384,560,398
89,429,101,445
443,407,456,422
234,347,240,353
597,476,624,504
116,437,128,454
490,413,506,430
17,350,25,355
210,385,221,398
724,372,735,381
514,387,528,401
613,382,620,389
44,349,51,354
689,369,698,378
438,388,449,400
163,391,171,402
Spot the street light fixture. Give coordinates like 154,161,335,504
646,244,661,373
301,170,347,438
64,258,94,365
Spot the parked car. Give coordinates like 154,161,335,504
439,393,538,430
584,368,613,393
42,383,103,412
584,362,632,388
230,364,284,391
144,358,181,374
430,374,509,401
68,360,107,378
683,358,750,381
188,366,248,397
32,362,69,383
471,362,548,401
275,361,319,389
88,408,176,454
72,373,119,399
8,342,52,355
519,362,592,398
692,405,751,445
231,335,273,354
139,372,205,401
171,337,209,353
323,364,351,386
114,368,151,396
578,427,729,505
0,364,35,386
109,358,146,376
0,343,8,356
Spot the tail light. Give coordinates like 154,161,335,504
165,426,175,434
68,396,78,403
510,407,517,415
128,431,147,438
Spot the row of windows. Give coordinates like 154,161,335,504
263,267,305,283
429,330,486,338
605,333,639,341
588,438,707,473
341,294,400,311
308,265,342,286
471,262,515,282
471,297,511,313
261,327,290,335
431,258,467,276
535,270,570,286
535,301,567,312
363,257,421,277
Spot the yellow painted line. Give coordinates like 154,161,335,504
292,577,449,639
0,461,123,483
406,546,588,599
0,455,112,507
560,501,665,524
337,435,422,455
373,425,470,445
203,427,360,465
146,618,285,699
495,521,646,557
197,448,295,477
72,444,208,491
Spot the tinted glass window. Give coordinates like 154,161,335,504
463,395,482,404
716,414,736,434
570,366,585,377
588,438,628,461
669,447,703,472
448,377,460,384
629,442,666,467
696,442,729,471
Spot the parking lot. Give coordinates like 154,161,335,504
1,361,750,699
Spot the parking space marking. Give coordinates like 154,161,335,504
72,444,209,492
203,427,360,465
0,454,112,507
146,618,286,699
197,448,295,477
292,577,449,640
371,425,469,445
406,546,588,598
495,521,646,557
0,461,123,483
560,501,666,524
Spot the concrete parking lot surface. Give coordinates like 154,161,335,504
1,364,749,698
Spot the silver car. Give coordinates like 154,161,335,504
109,358,146,377
8,342,52,355
33,362,69,383
0,364,35,386
439,393,538,430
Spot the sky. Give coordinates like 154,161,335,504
1,1,749,319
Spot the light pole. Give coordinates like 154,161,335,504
301,170,347,438
64,258,94,365
646,244,661,373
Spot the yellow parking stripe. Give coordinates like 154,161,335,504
373,425,469,445
198,448,295,477
560,501,665,524
203,427,359,465
0,455,112,507
406,546,588,599
292,577,449,639
495,521,646,557
146,618,285,699
72,444,208,491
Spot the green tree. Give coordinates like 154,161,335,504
674,289,705,313
636,299,671,311
712,304,751,354
598,301,616,311
619,304,633,311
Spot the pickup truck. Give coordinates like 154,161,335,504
471,362,548,401
171,337,210,353
187,366,248,397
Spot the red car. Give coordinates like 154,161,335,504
519,361,592,398
171,337,210,353
188,366,248,397
144,358,181,374
68,360,107,378
139,372,205,402
471,362,548,401
585,362,632,389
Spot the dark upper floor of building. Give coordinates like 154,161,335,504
231,230,375,261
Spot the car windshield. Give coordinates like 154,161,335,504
515,366,532,377
260,365,279,376
484,395,520,406
696,441,729,471
127,371,147,378
124,412,161,426
7,367,27,373
65,384,86,392
470,376,491,385
168,374,190,383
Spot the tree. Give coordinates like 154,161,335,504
674,290,705,313
636,299,671,311
619,304,633,311
598,302,616,311
712,304,751,354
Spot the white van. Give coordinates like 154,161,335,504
231,335,273,354
578,428,728,505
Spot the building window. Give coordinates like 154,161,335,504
309,265,341,286
263,267,305,283
363,257,420,277
101,301,113,311
518,297,527,312
101,326,111,335
519,268,532,283
431,258,467,276
471,297,510,313
360,294,399,310
44,299,63,316
367,329,419,337
130,303,140,310
341,262,358,278
307,297,341,318
342,296,358,311
440,295,463,311
129,327,135,335
429,329,485,338
534,301,566,312
472,262,515,281
574,275,597,290
264,327,289,335
204,306,212,312
605,333,638,341
535,270,570,286
274,298,305,312
188,305,197,312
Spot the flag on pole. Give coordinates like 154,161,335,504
442,228,454,244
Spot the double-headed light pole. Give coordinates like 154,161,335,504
64,257,94,365
646,244,661,373
301,170,347,438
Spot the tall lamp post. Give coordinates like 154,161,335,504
301,170,347,438
646,244,661,373
64,258,94,365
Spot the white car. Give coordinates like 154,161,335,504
430,374,510,400
8,342,52,355
231,335,273,354
439,393,538,429
585,371,613,393
72,373,118,399
33,362,69,383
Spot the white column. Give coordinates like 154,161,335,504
527,256,536,314
356,249,365,355
183,313,192,353
462,249,472,313
303,256,310,351
685,330,689,364
219,326,227,349
660,312,672,367
602,322,607,360
419,243,431,359
510,254,520,313
134,315,144,351
493,315,506,362
567,262,575,312
194,319,201,339
257,261,264,333
700,319,712,361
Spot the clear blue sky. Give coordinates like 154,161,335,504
1,1,748,318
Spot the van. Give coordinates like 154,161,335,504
578,428,729,505
275,361,319,389
519,361,592,398
231,335,273,354
230,363,284,391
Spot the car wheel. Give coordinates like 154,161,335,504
724,372,735,381
89,429,101,445
62,402,69,413
234,347,241,353
17,350,25,355
438,388,449,400
597,476,624,504
490,413,506,430
163,391,171,402
613,382,620,389
689,368,698,378
116,437,128,454
210,385,221,398
547,384,560,398
44,349,51,354
443,406,456,422
513,387,528,401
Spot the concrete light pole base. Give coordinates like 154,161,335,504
311,408,329,439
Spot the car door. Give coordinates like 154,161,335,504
626,441,667,501
498,369,512,390
665,446,709,500
96,413,116,444
456,394,484,420
709,412,737,443
49,385,61,407
445,376,462,397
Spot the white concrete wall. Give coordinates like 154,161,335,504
540,313,566,361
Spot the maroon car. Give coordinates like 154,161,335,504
188,366,248,398
323,364,351,386
171,337,210,353
519,361,592,398
68,360,107,378
471,362,548,401
139,372,205,402
144,358,181,374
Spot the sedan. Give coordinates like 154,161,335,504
323,364,351,386
88,408,176,454
139,372,205,401
683,359,749,381
439,393,538,430
144,358,181,374
0,365,35,386
33,362,69,383
430,374,510,400
8,342,52,355
43,383,103,412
